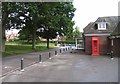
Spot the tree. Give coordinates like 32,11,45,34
37,2,76,48
18,27,33,44
2,2,24,52
2,2,12,52
2,2,76,50
54,2,75,41
0,2,2,52
73,26,81,38
2,2,42,50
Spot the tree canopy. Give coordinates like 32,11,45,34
2,2,76,49
73,26,82,38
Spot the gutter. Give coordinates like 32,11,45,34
84,33,110,36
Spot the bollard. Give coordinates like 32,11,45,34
21,58,24,72
66,48,67,51
111,51,114,60
63,48,65,52
49,52,51,59
60,49,61,53
55,50,57,56
39,54,42,63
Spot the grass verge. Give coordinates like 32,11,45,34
2,44,57,57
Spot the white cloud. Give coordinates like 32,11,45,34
73,0,119,32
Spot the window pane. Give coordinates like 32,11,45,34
98,23,106,30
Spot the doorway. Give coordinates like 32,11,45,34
92,37,99,56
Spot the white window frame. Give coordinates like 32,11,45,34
111,39,113,46
97,22,106,30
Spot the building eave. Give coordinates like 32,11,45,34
84,33,110,36
109,35,120,39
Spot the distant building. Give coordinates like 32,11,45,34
5,29,20,41
38,35,66,41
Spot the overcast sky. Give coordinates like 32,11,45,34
6,0,120,34
73,0,119,32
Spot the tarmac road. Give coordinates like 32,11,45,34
2,49,118,82
2,47,69,76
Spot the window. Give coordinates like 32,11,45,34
97,22,106,30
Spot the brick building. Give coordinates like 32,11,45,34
109,22,120,57
83,16,120,55
5,29,20,41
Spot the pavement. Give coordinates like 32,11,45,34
1,47,69,76
1,48,118,82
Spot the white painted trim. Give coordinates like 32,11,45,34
76,48,84,49
116,35,120,38
96,22,108,24
111,39,113,46
84,34,110,36
109,35,120,39
97,22,107,30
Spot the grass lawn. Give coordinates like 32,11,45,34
3,44,57,57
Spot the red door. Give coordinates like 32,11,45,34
92,37,99,56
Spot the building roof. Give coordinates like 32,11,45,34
83,22,94,34
83,16,120,34
111,22,120,36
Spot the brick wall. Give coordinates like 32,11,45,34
112,38,120,57
84,36,110,55
99,36,110,55
84,36,92,54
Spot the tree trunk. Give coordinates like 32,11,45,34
32,27,36,50
0,23,2,53
2,26,6,53
0,3,2,53
47,38,49,49
2,6,8,53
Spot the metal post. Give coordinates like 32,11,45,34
60,49,61,53
111,51,114,60
39,54,42,63
66,48,67,51
55,50,57,56
21,58,24,72
49,52,51,59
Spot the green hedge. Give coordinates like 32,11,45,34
7,39,75,44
